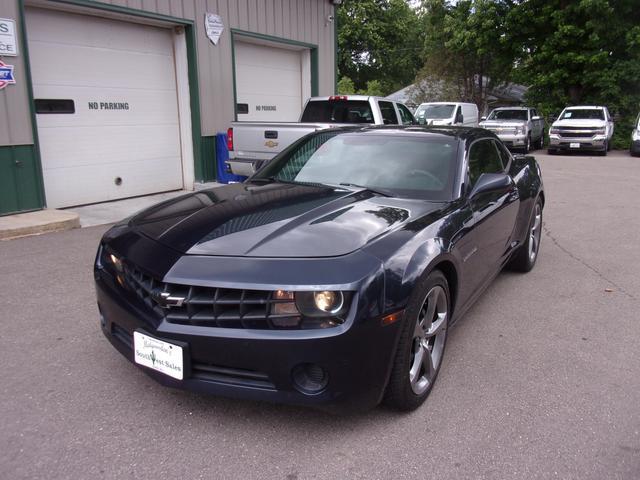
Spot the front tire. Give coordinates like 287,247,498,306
383,270,450,411
522,135,531,153
508,199,543,272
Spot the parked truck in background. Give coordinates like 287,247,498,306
548,106,614,156
413,102,479,127
479,107,545,153
226,96,416,176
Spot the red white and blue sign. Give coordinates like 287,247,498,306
0,60,16,90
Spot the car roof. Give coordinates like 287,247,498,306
492,106,529,110
563,106,606,110
325,124,494,142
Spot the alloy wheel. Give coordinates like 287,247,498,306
528,202,542,261
409,285,448,395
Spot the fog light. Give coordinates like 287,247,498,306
292,363,328,394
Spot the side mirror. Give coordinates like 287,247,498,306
480,116,487,121
532,116,541,121
469,173,512,199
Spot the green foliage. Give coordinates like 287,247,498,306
507,0,640,149
336,76,386,97
337,0,424,95
415,0,516,110
337,76,356,95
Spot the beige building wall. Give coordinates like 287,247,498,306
0,0,337,145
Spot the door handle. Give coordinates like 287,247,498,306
15,159,23,167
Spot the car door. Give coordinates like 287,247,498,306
396,103,416,125
463,139,520,291
531,109,543,139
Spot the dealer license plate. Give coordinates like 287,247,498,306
133,331,184,380
570,142,580,149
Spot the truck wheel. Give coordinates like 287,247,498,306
522,135,530,153
547,148,556,155
599,141,608,156
536,135,544,149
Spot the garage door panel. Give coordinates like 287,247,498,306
236,42,300,70
37,125,181,169
26,8,172,55
33,86,180,128
235,40,306,122
26,8,184,208
236,64,301,94
29,41,176,91
43,157,183,207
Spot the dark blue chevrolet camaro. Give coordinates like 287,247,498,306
95,126,544,412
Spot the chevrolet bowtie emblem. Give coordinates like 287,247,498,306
152,291,186,309
265,140,279,148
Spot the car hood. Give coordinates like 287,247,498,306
480,120,526,128
552,118,606,128
127,183,443,258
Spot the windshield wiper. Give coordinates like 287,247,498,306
338,183,395,197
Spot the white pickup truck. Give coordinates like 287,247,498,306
479,107,545,153
548,106,614,155
226,95,416,176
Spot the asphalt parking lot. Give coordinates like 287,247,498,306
1,150,639,480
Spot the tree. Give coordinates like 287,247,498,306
507,0,640,148
337,76,356,95
337,0,424,95
415,0,517,111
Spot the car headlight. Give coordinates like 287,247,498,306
594,128,606,135
633,129,640,141
549,127,560,135
269,290,352,328
295,291,349,317
515,126,525,135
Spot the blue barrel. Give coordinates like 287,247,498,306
215,133,247,184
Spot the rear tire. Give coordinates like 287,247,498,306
508,199,543,272
383,270,450,411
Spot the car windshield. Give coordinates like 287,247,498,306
487,109,528,121
300,100,374,124
415,104,456,120
252,131,458,201
560,109,604,120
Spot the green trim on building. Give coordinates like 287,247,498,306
230,28,320,116
333,3,339,94
14,0,46,211
0,145,43,216
200,135,218,182
48,0,191,25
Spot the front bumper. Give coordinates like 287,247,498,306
95,266,402,412
494,133,527,149
549,135,607,151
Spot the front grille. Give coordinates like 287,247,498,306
557,127,600,138
122,265,301,330
191,363,276,390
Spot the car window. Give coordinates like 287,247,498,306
255,132,459,201
379,101,399,125
300,100,374,123
467,139,504,188
493,140,512,170
487,109,528,121
397,103,415,125
560,109,604,120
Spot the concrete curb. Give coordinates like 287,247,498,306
0,209,80,241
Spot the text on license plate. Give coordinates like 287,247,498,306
133,331,184,380
570,142,580,149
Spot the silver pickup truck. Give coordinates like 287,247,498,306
479,107,545,153
226,95,416,176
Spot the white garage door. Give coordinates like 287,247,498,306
234,40,310,122
26,8,184,208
